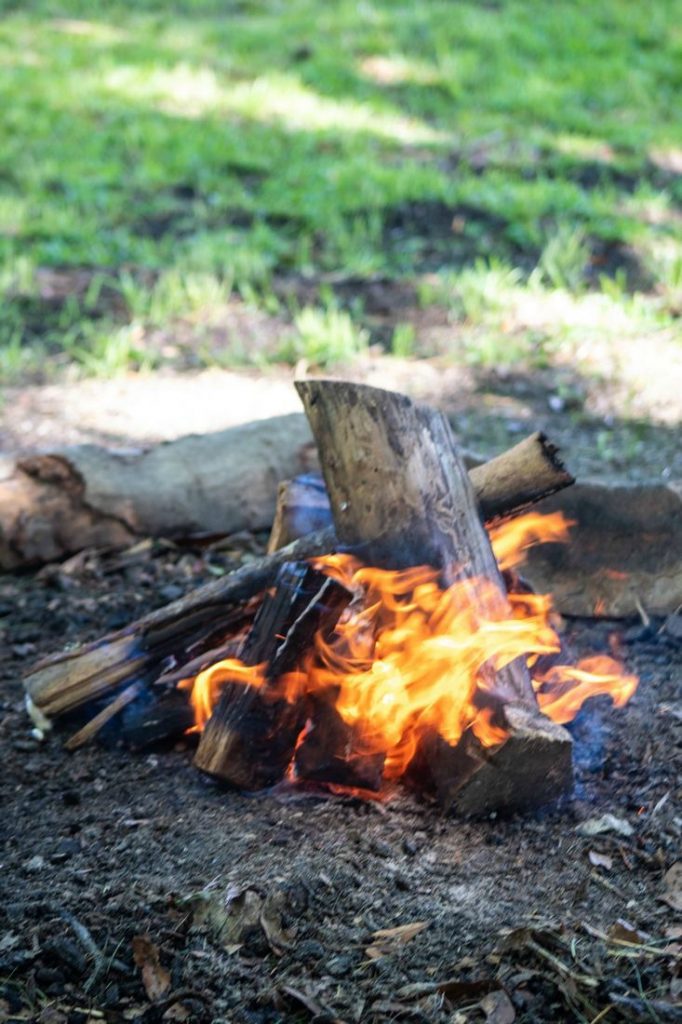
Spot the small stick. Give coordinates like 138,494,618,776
65,682,142,751
59,909,106,993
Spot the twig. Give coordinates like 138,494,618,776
527,939,599,989
58,909,105,993
589,1006,614,1024
589,869,628,899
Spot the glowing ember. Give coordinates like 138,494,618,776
180,512,638,782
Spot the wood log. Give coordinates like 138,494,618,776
295,380,572,813
408,705,572,815
0,414,318,570
265,431,573,554
25,429,571,725
194,563,351,787
293,695,385,791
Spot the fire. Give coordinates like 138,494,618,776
181,512,638,783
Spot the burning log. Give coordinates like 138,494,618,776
194,562,352,788
25,431,571,731
295,380,573,812
409,706,573,815
293,696,385,791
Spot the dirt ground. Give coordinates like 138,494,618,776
1,531,680,1024
1,285,681,485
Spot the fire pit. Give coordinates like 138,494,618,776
24,381,638,816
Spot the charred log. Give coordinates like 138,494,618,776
193,563,351,787
293,695,385,792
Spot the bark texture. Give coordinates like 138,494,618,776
0,414,318,569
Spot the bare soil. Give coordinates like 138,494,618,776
1,538,680,1024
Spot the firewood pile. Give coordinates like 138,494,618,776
23,381,640,816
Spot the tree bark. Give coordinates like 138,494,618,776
0,414,318,570
296,379,536,703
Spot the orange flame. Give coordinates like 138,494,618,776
181,512,638,784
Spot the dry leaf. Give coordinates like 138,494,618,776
366,920,430,959
189,885,262,952
281,986,327,1018
480,989,516,1024
588,850,613,870
132,935,171,1002
577,814,633,837
260,888,296,955
608,919,651,945
438,979,500,1003
662,863,682,912
162,1005,191,1022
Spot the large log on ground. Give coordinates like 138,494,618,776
295,380,572,813
24,431,571,727
0,415,318,570
524,481,682,618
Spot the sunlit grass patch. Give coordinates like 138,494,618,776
0,0,680,383
279,303,370,368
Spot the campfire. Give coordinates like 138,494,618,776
24,380,638,815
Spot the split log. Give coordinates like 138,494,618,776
194,563,351,788
296,380,572,813
0,414,318,570
25,430,571,726
409,706,573,815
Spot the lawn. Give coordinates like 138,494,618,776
0,0,680,380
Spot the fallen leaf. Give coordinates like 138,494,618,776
588,850,613,870
188,885,262,952
162,1005,191,1022
662,863,682,912
577,814,634,837
260,887,296,955
480,989,516,1024
281,986,327,1018
132,935,171,1002
366,920,430,959
608,919,651,945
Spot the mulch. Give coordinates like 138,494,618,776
1,537,680,1023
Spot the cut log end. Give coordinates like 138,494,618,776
411,705,573,816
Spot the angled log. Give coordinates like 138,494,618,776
24,528,334,723
295,380,572,813
194,563,352,788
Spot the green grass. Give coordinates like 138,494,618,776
0,0,680,379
